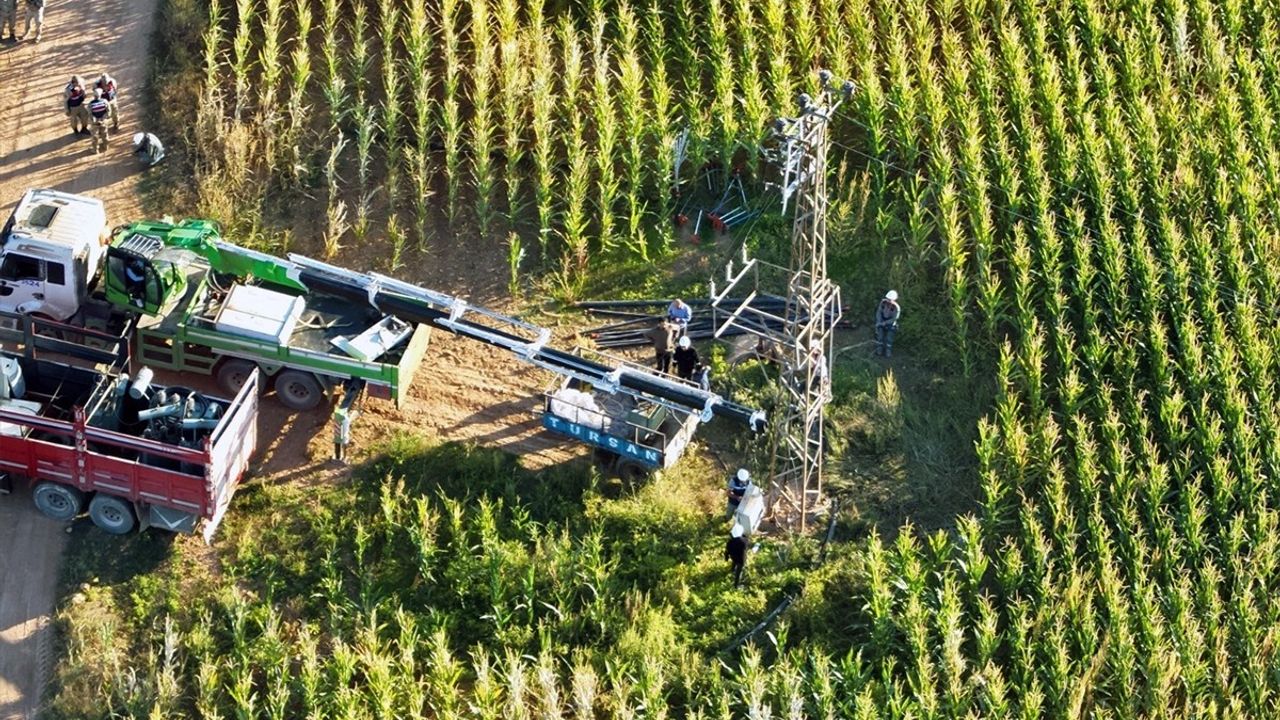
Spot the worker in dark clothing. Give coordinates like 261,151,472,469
124,259,146,306
673,335,700,380
725,524,748,587
644,320,676,374
874,290,901,357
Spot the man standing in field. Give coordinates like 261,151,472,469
95,73,119,132
644,320,676,374
725,524,748,587
874,290,901,358
65,75,89,136
1,0,17,42
19,0,41,42
673,335,700,380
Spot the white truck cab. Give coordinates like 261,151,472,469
0,189,107,322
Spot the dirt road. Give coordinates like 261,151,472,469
0,0,158,716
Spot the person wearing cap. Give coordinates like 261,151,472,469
65,76,90,136
727,468,750,512
874,290,901,357
87,88,110,153
644,320,677,374
19,0,43,43
95,73,120,132
725,524,748,587
132,132,165,166
666,298,692,334
673,335,700,380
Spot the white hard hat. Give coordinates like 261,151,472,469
731,524,744,538
885,290,899,301
132,132,145,146
678,336,691,349
736,468,750,482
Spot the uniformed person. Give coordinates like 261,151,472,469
65,76,90,135
95,73,119,132
19,0,41,42
87,88,110,153
1,0,17,42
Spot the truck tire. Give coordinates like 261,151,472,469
89,494,137,535
33,482,85,521
216,358,257,396
275,370,324,411
616,459,651,485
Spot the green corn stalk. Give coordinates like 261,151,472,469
558,20,590,279
258,0,284,166
470,0,497,236
644,0,676,252
402,0,434,247
528,4,557,259
506,232,524,297
440,0,464,226
230,0,255,123
614,2,648,256
589,10,620,252
378,0,402,211
320,0,345,132
497,0,526,229
324,133,350,259
285,0,313,184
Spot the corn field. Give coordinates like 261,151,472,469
67,0,1280,715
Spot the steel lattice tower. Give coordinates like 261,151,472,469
710,72,850,530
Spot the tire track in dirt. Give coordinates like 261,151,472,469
0,0,157,716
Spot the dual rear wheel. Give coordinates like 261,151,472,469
216,359,325,411
32,482,137,534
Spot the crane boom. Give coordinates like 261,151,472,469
159,224,766,431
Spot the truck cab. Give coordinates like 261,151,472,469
0,189,107,322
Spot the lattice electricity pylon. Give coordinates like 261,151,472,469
709,70,853,530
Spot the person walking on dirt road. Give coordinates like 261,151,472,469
1,0,17,43
65,76,89,136
19,0,43,42
95,73,119,132
87,89,110,153
874,290,901,358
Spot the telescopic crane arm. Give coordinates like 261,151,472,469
168,227,766,431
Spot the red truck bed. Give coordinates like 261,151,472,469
0,370,259,540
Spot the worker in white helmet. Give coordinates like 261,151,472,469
673,334,700,380
727,468,750,513
725,523,748,587
874,289,901,357
132,132,165,166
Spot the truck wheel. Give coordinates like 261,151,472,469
616,460,651,485
33,482,85,521
216,359,257,395
275,370,324,411
89,494,137,535
592,448,620,473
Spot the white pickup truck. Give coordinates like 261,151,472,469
0,189,107,322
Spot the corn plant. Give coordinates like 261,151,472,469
589,10,620,251
614,1,647,255
379,0,403,210
320,0,346,133
497,0,526,230
284,0,313,184
440,0,464,226
324,133,350,258
527,3,557,259
402,0,434,246
230,0,255,123
470,0,497,236
557,19,590,278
